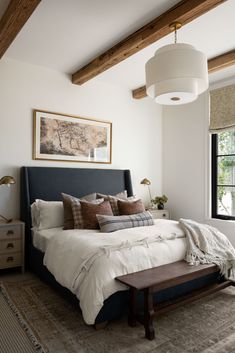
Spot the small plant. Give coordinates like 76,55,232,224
151,195,168,209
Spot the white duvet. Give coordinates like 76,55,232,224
43,219,186,324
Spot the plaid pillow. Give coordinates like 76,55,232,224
62,192,96,229
71,198,104,229
97,211,154,233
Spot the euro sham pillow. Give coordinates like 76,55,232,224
117,199,145,215
96,190,127,200
71,198,104,229
80,200,113,229
62,192,96,229
97,211,154,233
31,200,64,230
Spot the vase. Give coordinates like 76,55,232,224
157,203,164,210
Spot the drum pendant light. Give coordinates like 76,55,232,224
145,22,208,105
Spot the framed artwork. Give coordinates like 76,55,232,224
33,110,112,164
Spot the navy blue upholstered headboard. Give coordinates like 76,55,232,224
20,167,133,260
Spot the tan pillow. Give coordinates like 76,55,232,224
96,190,127,200
62,192,96,229
80,200,113,229
117,199,145,215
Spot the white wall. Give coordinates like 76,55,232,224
162,91,235,246
0,58,162,219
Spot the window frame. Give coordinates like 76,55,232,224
211,133,235,221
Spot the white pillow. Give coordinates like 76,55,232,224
31,200,64,230
31,202,40,228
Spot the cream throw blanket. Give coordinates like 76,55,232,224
179,219,235,277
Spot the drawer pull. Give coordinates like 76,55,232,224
6,242,14,249
7,256,14,262
7,230,14,236
163,214,166,217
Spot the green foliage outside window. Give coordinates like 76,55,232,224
217,130,235,215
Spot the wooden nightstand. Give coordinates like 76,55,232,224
148,209,170,220
0,220,25,273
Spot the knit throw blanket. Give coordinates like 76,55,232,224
179,219,235,278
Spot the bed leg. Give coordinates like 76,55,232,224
94,321,108,330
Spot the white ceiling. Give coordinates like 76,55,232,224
2,0,235,89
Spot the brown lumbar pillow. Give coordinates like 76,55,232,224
80,200,113,229
62,192,96,229
117,199,145,215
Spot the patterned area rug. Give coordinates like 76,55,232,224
0,284,46,353
1,275,235,353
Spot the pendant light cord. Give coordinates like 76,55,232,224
170,21,181,44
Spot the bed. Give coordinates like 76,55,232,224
20,166,220,326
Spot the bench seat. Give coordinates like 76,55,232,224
116,260,234,340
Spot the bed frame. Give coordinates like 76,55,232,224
20,166,220,325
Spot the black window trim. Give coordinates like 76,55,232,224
211,133,235,221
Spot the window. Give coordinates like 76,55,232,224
212,130,235,220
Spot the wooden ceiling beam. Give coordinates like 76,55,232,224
132,49,235,99
0,0,41,59
208,49,235,73
72,0,226,85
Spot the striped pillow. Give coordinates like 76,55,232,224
96,211,154,233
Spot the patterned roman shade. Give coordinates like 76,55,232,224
210,83,235,132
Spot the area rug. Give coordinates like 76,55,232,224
0,284,46,353
1,276,235,353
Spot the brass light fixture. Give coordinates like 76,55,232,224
0,175,16,223
140,178,152,205
0,176,16,186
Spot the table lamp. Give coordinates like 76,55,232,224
0,175,16,223
140,178,152,206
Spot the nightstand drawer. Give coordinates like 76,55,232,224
148,209,170,219
0,239,22,253
0,253,22,269
0,225,21,239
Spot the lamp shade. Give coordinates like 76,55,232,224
140,178,151,185
0,176,16,186
145,43,208,105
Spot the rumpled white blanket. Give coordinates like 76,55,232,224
179,218,235,277
43,220,186,324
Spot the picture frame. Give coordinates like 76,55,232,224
33,110,112,164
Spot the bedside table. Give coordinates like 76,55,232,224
148,209,170,220
0,220,25,273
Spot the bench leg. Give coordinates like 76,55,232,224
128,287,137,327
144,287,155,340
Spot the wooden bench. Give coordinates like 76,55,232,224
116,261,234,340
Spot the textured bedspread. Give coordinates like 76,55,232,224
43,219,186,324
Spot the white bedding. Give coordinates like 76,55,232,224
32,227,62,252
32,227,99,252
43,219,186,325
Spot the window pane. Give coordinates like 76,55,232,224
217,186,235,216
217,156,235,185
218,130,235,155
